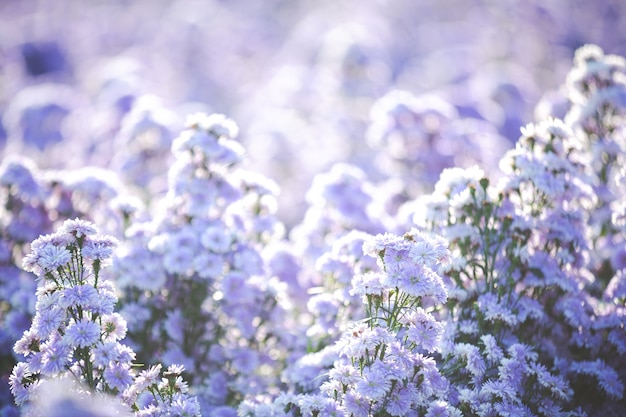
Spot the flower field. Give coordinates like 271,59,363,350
1,1,625,416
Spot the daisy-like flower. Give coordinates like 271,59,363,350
39,338,71,375
9,362,36,406
193,252,224,279
60,218,98,239
201,222,232,253
32,306,66,339
167,393,202,417
350,271,386,297
329,364,360,386
92,341,122,368
403,308,444,352
64,319,101,348
342,391,370,417
104,362,134,392
355,364,392,401
133,364,162,392
479,334,504,363
36,243,72,272
386,386,413,416
163,246,195,275
14,329,40,357
81,235,119,261
101,313,128,342
61,283,99,309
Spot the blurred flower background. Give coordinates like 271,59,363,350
2,0,625,227
2,2,626,416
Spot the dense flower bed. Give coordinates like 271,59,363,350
1,3,626,417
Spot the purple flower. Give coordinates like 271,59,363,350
192,252,224,279
60,218,99,239
64,319,101,348
101,313,128,342
61,284,99,309
9,362,36,406
479,334,503,363
82,235,119,261
32,306,66,339
92,341,122,368
355,363,392,400
0,156,43,199
386,386,413,416
163,246,195,275
403,308,444,353
342,391,370,417
104,362,134,392
14,329,40,357
40,338,71,375
91,281,118,315
200,222,232,253
425,400,453,417
35,243,72,273
453,343,485,382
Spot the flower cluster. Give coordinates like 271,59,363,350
3,41,626,417
242,229,457,416
9,218,199,416
400,45,626,416
112,113,296,415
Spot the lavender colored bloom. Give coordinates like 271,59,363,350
32,306,66,339
92,341,122,368
479,334,504,363
9,362,37,406
396,263,448,303
61,283,99,309
60,218,99,239
35,243,72,273
91,281,118,315
101,313,128,342
163,246,195,275
355,364,391,400
350,271,386,297
386,386,413,416
453,343,486,382
39,338,71,375
425,400,453,417
65,319,101,348
0,155,43,199
104,362,134,392
232,349,260,374
82,235,119,261
13,329,40,357
342,391,370,417
193,252,224,279
403,308,444,352
200,222,232,253
167,393,202,417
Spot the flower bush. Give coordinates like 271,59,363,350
1,4,626,415
10,218,200,416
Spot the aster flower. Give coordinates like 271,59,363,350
64,319,102,349
60,218,99,239
11,219,199,415
402,308,444,353
101,313,128,342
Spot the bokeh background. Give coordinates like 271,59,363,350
2,0,625,227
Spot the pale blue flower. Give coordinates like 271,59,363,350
61,283,99,309
39,338,71,375
104,362,134,391
65,319,101,348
